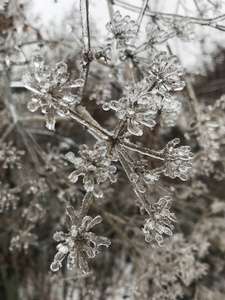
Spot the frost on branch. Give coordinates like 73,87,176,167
163,138,194,181
0,141,25,169
23,51,84,130
106,10,138,50
50,205,111,274
103,79,182,136
143,196,176,246
66,141,117,198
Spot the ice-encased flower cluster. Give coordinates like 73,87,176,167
148,51,185,94
143,196,177,246
0,182,20,212
103,77,182,136
146,23,167,51
66,141,117,198
50,205,111,274
0,141,25,169
23,52,84,130
146,17,194,50
106,10,138,49
9,230,38,252
129,159,160,193
161,17,194,42
116,144,160,193
163,138,194,181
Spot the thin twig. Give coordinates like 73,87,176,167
80,0,91,99
68,106,111,139
0,123,16,142
121,140,165,161
134,0,149,40
79,192,94,219
113,0,225,31
102,211,150,260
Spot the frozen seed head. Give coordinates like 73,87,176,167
148,52,185,94
24,51,84,130
103,79,182,136
143,196,176,246
66,141,117,198
50,205,111,274
106,10,138,49
163,138,194,181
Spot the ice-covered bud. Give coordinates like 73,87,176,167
0,182,20,213
163,138,194,181
106,10,138,49
143,196,176,246
0,141,25,169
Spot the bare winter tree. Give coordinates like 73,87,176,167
1,0,225,299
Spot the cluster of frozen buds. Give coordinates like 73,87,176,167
42,145,68,172
146,22,169,50
116,145,159,193
50,205,111,274
148,51,185,94
23,51,84,130
129,159,160,193
143,196,177,246
26,177,49,197
0,182,20,212
161,17,194,42
9,228,38,252
103,79,181,136
162,138,194,181
106,10,138,49
0,141,25,169
66,141,117,198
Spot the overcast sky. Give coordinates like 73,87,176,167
23,0,225,73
